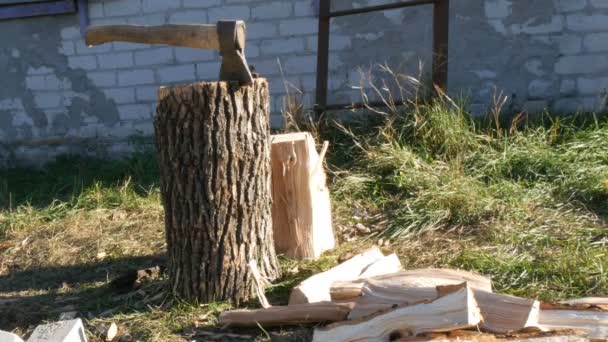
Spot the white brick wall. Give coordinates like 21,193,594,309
5,0,608,163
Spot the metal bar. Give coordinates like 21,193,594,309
329,0,435,18
0,0,75,20
432,0,449,90
322,100,409,111
314,0,331,117
77,0,89,35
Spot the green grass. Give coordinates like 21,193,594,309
327,89,608,301
1,90,607,339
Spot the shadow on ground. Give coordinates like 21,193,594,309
0,254,166,331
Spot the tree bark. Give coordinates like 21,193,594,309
154,79,280,305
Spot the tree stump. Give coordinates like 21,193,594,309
154,79,280,304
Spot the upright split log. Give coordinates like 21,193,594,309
270,132,334,259
154,79,280,304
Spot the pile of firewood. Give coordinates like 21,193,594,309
219,248,607,341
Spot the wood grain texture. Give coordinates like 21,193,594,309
218,301,355,327
330,268,492,302
312,285,482,342
155,79,280,304
539,309,608,339
86,24,220,49
289,248,384,305
348,282,538,333
270,132,334,259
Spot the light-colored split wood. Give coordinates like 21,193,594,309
348,283,539,334
218,301,354,327
539,309,608,340
330,268,492,301
289,248,384,305
248,260,270,309
312,285,482,342
270,132,334,260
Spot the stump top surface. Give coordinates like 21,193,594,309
158,78,267,100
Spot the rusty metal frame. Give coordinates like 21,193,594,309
315,0,450,112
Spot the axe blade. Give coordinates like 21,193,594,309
218,20,254,85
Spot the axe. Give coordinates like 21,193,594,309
85,21,254,85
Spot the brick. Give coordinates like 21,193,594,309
283,55,316,73
91,16,128,25
103,88,136,104
577,77,608,95
249,58,281,76
247,22,278,39
25,75,46,90
560,79,576,95
270,114,284,128
556,0,587,12
118,104,152,120
89,1,103,18
196,61,222,80
132,121,155,136
34,93,62,109
75,39,112,54
104,0,140,16
175,47,217,63
528,79,553,98
511,16,563,35
590,0,608,8
247,43,260,58
522,100,548,113
329,35,351,51
134,47,174,66
118,69,155,86
169,10,208,23
98,52,134,69
0,98,24,110
158,64,196,83
584,32,608,52
58,41,75,55
555,34,582,55
46,75,72,90
136,86,159,101
555,55,608,74
128,13,166,25
552,98,586,113
113,42,150,51
87,71,117,87
567,14,608,31
280,18,317,35
208,5,250,22
183,0,221,8
60,26,80,40
261,37,304,55
62,91,90,107
252,2,292,19
484,0,511,18
143,0,180,13
294,1,315,17
306,35,317,52
68,55,97,70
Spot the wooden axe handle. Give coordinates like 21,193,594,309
85,24,220,49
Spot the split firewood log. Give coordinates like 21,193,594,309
289,248,387,305
539,308,608,340
348,282,539,334
218,301,355,327
330,268,492,301
312,284,482,342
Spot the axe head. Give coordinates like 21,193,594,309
218,20,254,85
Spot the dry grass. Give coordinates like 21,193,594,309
1,71,607,340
